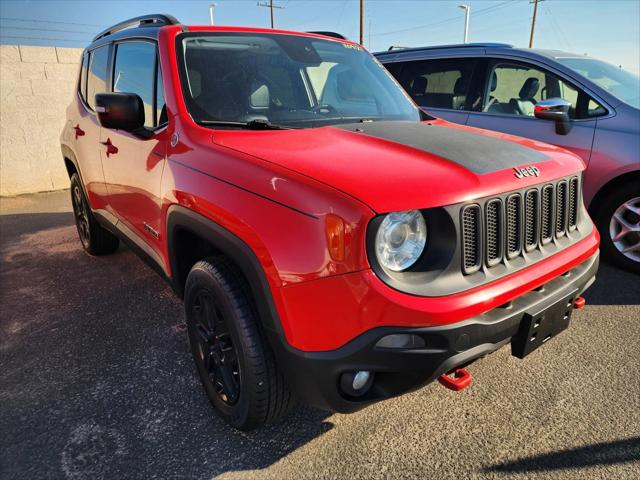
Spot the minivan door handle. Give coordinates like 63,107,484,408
100,138,118,157
73,124,85,139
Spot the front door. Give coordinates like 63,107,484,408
466,60,599,165
99,40,168,260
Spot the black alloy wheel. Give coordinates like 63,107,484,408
189,289,241,405
69,173,119,255
184,257,294,430
71,183,91,249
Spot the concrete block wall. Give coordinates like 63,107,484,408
1,45,83,196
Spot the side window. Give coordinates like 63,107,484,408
398,58,477,110
156,60,167,126
483,62,598,119
79,52,88,103
587,99,607,117
113,41,156,128
86,45,109,110
484,64,546,116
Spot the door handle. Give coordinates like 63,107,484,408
101,138,118,157
73,124,85,139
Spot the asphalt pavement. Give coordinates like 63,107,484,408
1,190,639,480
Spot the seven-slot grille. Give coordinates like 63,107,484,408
462,176,581,274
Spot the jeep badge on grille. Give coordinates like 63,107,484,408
514,166,541,178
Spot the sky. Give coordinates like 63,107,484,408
0,0,638,74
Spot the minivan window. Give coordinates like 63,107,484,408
398,58,478,110
113,41,156,128
178,33,420,128
557,57,640,109
484,62,604,119
86,45,109,110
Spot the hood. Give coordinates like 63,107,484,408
212,120,585,213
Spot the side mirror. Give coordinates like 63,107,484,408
534,98,572,135
95,92,145,133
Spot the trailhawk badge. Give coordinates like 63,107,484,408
514,166,541,178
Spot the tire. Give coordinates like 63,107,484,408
70,173,119,256
184,256,294,430
592,182,640,274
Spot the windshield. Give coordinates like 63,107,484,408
177,33,421,128
557,57,640,108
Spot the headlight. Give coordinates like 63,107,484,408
375,210,427,271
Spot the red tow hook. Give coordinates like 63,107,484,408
574,296,586,309
438,368,473,391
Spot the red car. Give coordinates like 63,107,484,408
61,15,599,430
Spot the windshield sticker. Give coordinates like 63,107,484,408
342,43,363,51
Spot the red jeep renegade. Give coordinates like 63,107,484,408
61,15,600,430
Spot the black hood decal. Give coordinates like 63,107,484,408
334,121,549,174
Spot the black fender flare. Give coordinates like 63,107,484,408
166,205,283,338
61,144,80,179
60,144,91,203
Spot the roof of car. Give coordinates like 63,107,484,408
88,13,354,50
374,43,583,62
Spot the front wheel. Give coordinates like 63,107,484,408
593,183,640,273
184,257,294,430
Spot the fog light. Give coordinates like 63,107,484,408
375,334,425,349
352,371,370,390
340,370,374,397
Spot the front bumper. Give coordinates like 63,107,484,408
271,250,598,413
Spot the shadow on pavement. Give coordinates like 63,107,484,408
485,436,640,473
0,209,637,479
582,261,640,306
0,212,330,479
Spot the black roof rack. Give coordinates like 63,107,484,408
306,31,348,40
92,14,180,42
381,42,513,54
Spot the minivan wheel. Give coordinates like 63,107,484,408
184,257,293,430
69,173,119,255
594,183,640,274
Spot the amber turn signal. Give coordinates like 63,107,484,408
325,214,346,261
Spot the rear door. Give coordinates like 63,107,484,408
99,40,168,260
391,57,481,125
466,59,601,164
73,46,111,209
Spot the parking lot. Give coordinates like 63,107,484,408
1,190,639,480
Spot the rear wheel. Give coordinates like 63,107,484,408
70,173,119,255
593,182,640,273
184,257,293,430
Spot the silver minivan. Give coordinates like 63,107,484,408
376,43,640,272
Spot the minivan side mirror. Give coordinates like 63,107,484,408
534,98,572,135
95,92,147,135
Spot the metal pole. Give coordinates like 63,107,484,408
463,6,469,43
458,5,470,44
209,3,216,26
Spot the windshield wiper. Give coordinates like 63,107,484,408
196,119,292,130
